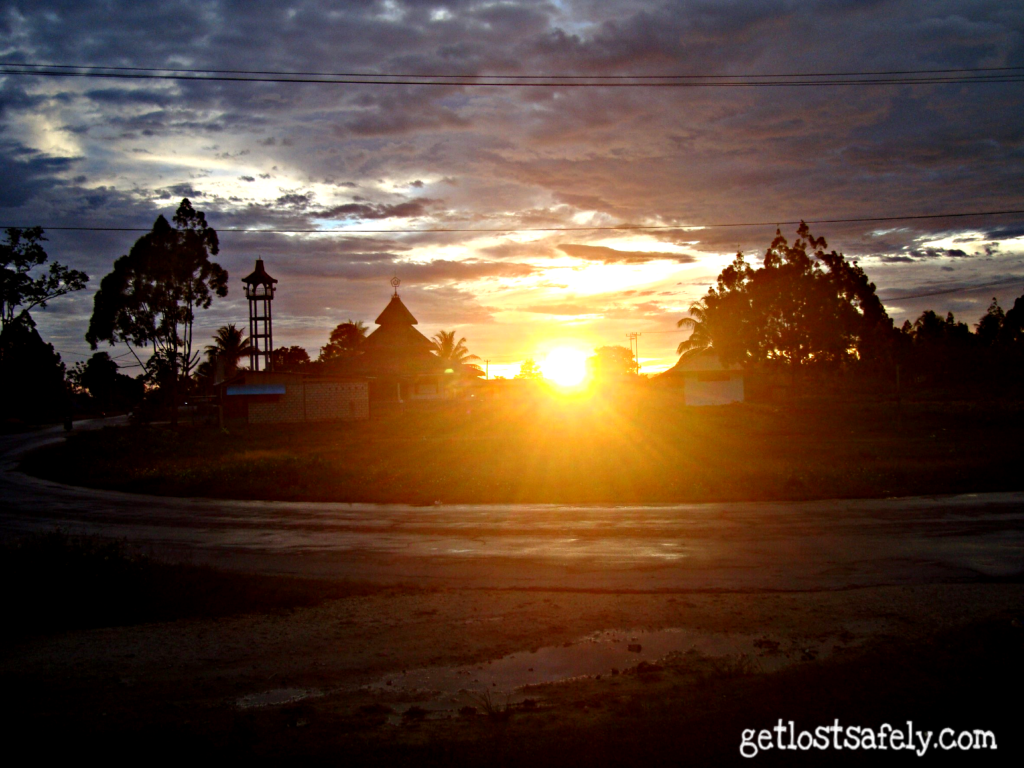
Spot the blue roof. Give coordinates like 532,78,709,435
226,384,286,396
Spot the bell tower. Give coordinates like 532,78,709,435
242,258,278,372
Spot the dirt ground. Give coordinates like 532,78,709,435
5,580,1023,764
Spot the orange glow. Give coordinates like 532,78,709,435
540,347,589,387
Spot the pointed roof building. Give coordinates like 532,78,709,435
357,280,443,378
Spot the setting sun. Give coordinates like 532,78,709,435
540,347,590,387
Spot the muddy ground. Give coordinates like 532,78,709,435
5,580,1023,765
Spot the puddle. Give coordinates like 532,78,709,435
365,626,848,717
236,687,322,709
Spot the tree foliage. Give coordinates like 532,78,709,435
271,345,311,372
516,359,541,379
86,199,227,380
681,222,892,368
204,324,251,381
431,330,478,364
69,352,143,412
319,320,367,362
0,317,68,422
1,227,88,333
587,345,638,377
431,330,482,377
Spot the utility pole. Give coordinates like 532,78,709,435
627,332,641,375
485,359,490,380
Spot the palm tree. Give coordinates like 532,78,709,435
676,300,712,358
431,329,481,375
204,324,251,380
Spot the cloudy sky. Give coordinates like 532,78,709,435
2,0,1023,375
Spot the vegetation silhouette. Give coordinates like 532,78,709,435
677,222,891,370
0,316,69,424
431,329,483,376
587,345,639,378
86,199,227,424
68,351,144,414
0,226,88,334
271,345,311,372
0,226,87,424
203,323,251,381
516,358,542,379
319,320,368,363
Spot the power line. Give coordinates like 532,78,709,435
0,67,1021,88
5,208,1022,235
4,61,1023,80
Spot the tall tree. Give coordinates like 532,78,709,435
681,222,892,368
1,227,88,334
0,227,86,421
86,199,227,424
975,298,1005,347
0,316,68,422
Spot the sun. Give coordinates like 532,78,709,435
540,347,589,387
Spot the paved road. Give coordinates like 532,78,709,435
2,420,1023,590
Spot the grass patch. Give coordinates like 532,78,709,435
21,392,1024,504
1,530,398,639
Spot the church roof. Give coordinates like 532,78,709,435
375,294,419,326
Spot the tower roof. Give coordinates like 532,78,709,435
242,258,278,287
374,293,419,326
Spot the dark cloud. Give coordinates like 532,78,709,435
320,199,440,220
0,143,77,207
908,247,971,259
558,244,697,263
3,0,1024,369
157,184,203,199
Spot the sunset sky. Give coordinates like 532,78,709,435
2,1,1023,376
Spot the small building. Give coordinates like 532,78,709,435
224,371,369,424
348,280,450,403
663,350,744,406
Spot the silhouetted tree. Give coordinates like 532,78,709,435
975,298,1005,347
319,320,367,362
676,299,711,358
86,199,227,424
516,359,541,379
204,324,251,381
431,329,482,376
681,222,892,369
1,227,88,334
271,345,310,372
70,351,144,413
1001,295,1024,345
587,345,638,377
0,316,67,422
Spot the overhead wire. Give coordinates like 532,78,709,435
4,208,1023,235
4,61,1023,79
0,63,1022,87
